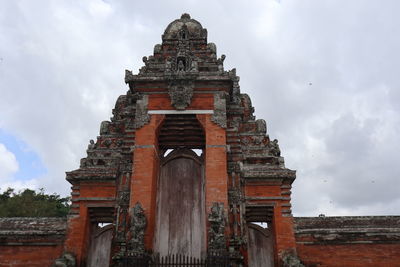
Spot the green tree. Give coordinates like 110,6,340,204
0,188,70,217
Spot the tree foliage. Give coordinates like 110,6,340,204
0,188,70,217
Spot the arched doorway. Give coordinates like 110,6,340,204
153,149,206,258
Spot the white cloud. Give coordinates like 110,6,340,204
0,143,19,180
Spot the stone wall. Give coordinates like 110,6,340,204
0,217,66,267
294,216,400,267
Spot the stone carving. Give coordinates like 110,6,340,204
134,95,150,129
256,119,267,134
100,121,111,135
129,202,147,254
282,251,305,267
177,59,185,73
87,139,96,151
190,60,198,72
211,92,227,128
228,189,243,205
270,139,281,157
154,44,161,54
117,191,130,206
124,69,134,85
165,59,172,73
53,252,76,267
217,54,226,72
208,42,217,54
168,80,194,110
208,202,226,251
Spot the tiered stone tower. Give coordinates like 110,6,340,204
63,14,298,266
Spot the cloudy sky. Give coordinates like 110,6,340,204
1,0,399,217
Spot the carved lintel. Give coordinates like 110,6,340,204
128,202,147,255
211,92,227,128
168,80,194,110
208,202,226,251
134,95,150,129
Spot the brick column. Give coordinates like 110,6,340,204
197,114,229,214
272,202,297,265
64,205,90,266
130,114,164,250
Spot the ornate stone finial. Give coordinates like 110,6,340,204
208,202,226,251
181,13,191,19
129,202,147,255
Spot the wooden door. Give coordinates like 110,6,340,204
154,149,205,258
87,224,113,267
247,223,275,267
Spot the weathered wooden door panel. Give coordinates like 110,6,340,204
248,224,274,267
87,224,113,267
154,149,205,258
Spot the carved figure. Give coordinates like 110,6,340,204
165,59,172,73
87,139,96,150
103,139,112,148
168,81,194,110
282,251,305,267
211,92,227,128
100,121,110,135
270,139,281,157
79,158,87,168
53,252,76,267
217,54,226,71
129,202,147,254
177,59,185,72
208,202,226,251
134,96,150,129
190,60,198,72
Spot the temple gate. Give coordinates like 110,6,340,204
63,14,299,266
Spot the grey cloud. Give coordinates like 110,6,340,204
1,0,399,215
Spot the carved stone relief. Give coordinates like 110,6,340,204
211,92,227,128
168,80,194,110
128,202,147,255
208,202,226,251
269,139,281,157
134,95,150,129
100,121,111,135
